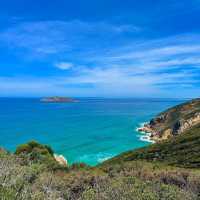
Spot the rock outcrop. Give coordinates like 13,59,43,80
172,113,200,135
54,154,68,166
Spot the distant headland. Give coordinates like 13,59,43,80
40,96,77,103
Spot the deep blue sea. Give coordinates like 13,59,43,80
0,98,186,165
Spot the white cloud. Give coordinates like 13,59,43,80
87,34,200,74
1,65,199,97
55,62,74,70
1,23,200,97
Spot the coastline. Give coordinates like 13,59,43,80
53,123,156,166
0,98,183,166
136,122,156,144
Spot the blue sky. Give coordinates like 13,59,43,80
0,0,200,97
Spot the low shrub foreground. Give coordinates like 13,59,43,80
1,139,200,199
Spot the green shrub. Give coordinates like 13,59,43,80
1,138,200,200
44,145,54,155
15,143,32,155
0,187,15,200
70,162,90,170
15,141,53,157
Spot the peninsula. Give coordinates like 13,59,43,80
138,98,200,142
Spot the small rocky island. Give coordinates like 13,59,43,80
40,96,77,103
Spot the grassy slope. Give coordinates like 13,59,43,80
1,145,200,199
1,124,200,199
101,124,200,168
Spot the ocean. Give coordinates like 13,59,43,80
0,98,185,165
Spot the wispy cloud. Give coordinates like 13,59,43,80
55,62,74,70
0,20,140,57
0,19,200,97
63,34,200,97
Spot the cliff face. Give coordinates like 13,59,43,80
139,98,200,141
172,113,200,135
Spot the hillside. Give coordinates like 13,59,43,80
1,99,200,199
102,124,200,168
138,98,200,141
1,140,200,200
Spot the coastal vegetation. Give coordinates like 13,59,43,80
103,123,200,168
1,98,200,199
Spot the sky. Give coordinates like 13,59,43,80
0,0,200,97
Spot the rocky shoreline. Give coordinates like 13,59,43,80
137,123,156,143
137,99,200,143
137,120,185,143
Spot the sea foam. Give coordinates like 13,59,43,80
136,122,155,143
77,152,114,165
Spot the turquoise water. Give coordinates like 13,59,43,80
0,98,185,165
